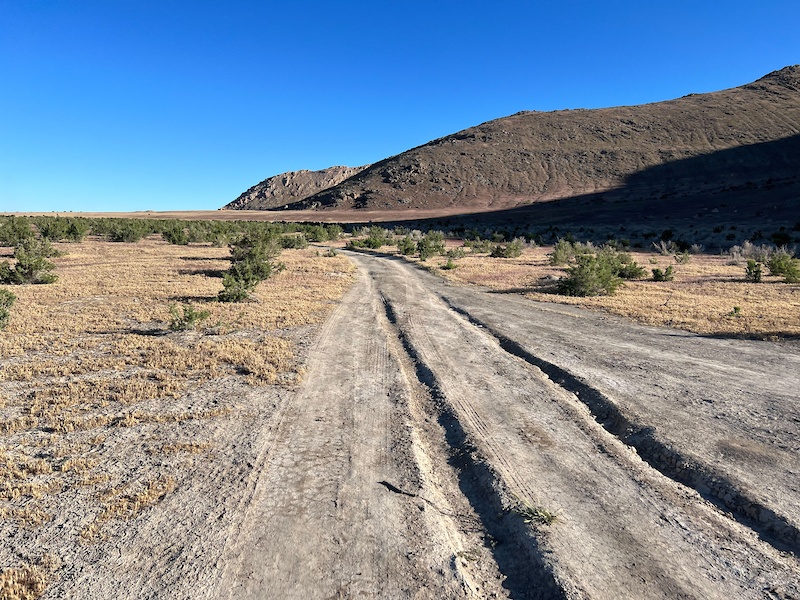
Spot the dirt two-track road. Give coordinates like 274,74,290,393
213,249,800,600
53,250,800,599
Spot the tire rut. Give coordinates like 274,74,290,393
346,250,800,599
442,298,800,555
381,294,567,600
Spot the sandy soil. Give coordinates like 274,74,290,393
17,248,800,599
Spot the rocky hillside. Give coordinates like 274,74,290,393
224,165,368,210
272,66,800,213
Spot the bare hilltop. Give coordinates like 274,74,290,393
224,165,368,210
227,66,800,238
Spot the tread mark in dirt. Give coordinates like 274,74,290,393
442,297,800,556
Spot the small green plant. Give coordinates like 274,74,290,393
0,289,16,330
728,306,742,317
652,265,674,282
323,248,338,257
744,260,763,283
511,496,558,526
440,258,458,270
169,303,211,331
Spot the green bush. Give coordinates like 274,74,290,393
767,250,800,282
549,239,576,265
0,289,15,330
218,234,284,302
280,234,309,249
0,238,60,285
417,231,446,261
0,216,34,246
464,237,493,253
652,266,674,282
169,303,211,331
558,254,622,297
109,220,151,243
397,236,417,255
745,260,763,283
162,226,189,245
490,238,524,258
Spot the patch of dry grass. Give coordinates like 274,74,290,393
423,245,800,338
0,236,355,596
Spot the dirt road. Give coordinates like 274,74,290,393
51,250,800,599
207,250,800,599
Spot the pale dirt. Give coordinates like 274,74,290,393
41,250,800,599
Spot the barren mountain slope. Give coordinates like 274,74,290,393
225,165,368,210
277,66,800,213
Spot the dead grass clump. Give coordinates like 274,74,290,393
81,475,176,542
0,564,47,600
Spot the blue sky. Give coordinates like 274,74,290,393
1,1,798,212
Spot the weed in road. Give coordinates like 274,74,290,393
511,496,558,526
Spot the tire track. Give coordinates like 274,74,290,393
348,251,800,599
441,298,800,555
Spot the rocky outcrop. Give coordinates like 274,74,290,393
224,165,368,210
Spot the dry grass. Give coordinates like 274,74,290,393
421,245,800,338
0,236,354,596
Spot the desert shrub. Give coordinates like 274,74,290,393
652,266,674,282
218,234,284,302
0,239,60,285
397,236,416,255
767,250,800,283
744,260,763,283
446,247,467,260
109,220,151,243
558,254,622,297
280,234,309,249
323,248,338,257
675,251,691,264
0,216,34,246
652,239,677,256
65,219,90,242
490,238,525,258
169,303,211,331
0,289,15,330
325,224,343,240
36,217,70,242
603,248,646,279
162,226,189,245
464,237,494,253
417,231,446,261
349,226,391,249
549,239,576,265
689,244,704,254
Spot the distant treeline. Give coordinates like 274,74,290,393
0,215,344,247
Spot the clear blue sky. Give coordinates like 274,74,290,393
1,1,798,212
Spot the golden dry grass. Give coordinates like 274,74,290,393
0,236,354,598
421,245,800,338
